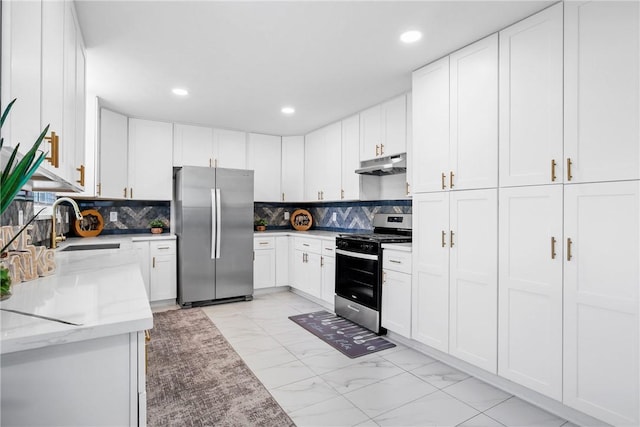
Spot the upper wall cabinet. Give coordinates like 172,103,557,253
128,119,173,200
98,109,128,199
281,136,305,202
173,124,247,169
1,0,86,191
564,1,639,184
305,122,342,201
499,4,563,187
214,129,246,169
360,95,407,162
246,133,282,202
341,114,360,200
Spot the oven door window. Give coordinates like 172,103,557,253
335,252,379,310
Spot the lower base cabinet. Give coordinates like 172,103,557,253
134,238,177,302
381,248,412,338
253,236,276,289
293,249,322,299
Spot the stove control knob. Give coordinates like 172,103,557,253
362,243,374,251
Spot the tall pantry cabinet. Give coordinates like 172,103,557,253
412,2,640,426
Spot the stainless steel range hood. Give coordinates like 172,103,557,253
355,153,407,176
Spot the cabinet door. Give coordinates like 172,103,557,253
321,255,335,305
322,121,343,201
128,119,173,200
382,270,411,338
73,31,86,190
405,93,413,197
305,252,322,299
499,4,563,187
449,34,498,191
61,2,77,184
498,185,563,399
564,1,639,183
304,129,323,201
132,241,150,299
173,124,212,167
247,133,281,202
381,95,406,157
449,189,497,373
214,128,246,169
412,192,450,350
150,253,177,301
282,136,305,202
275,236,289,286
360,104,382,161
563,181,640,426
253,249,275,289
412,57,450,193
99,109,128,199
341,114,360,200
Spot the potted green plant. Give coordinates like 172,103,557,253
254,218,268,232
149,219,166,234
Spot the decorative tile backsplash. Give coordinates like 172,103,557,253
1,196,69,247
72,200,171,235
254,200,412,232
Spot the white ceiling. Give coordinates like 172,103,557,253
75,0,554,137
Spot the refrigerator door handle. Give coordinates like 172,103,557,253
211,188,217,260
215,188,222,259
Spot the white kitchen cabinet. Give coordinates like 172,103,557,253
173,123,212,167
498,185,563,400
412,192,450,351
320,240,336,305
61,1,77,185
382,248,412,338
73,29,86,189
281,136,305,202
133,240,151,298
98,108,129,199
405,93,413,197
253,236,276,289
412,57,450,194
149,240,177,301
275,236,289,286
360,95,407,161
448,189,498,373
304,122,342,201
499,4,563,187
563,181,640,426
127,118,173,200
247,133,282,202
214,128,246,169
564,1,640,184
341,114,360,200
292,237,322,299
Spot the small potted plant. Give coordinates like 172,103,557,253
149,219,166,234
254,218,268,232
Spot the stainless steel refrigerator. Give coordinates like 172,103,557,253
174,166,254,307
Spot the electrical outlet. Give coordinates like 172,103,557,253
18,210,24,226
110,211,118,222
332,212,337,221
284,211,290,220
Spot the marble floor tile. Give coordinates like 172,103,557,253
226,334,283,356
298,350,364,375
284,336,335,358
252,359,317,389
457,413,506,427
241,346,297,371
485,397,566,427
373,390,479,427
410,360,471,389
320,358,405,394
443,376,512,411
272,327,322,346
380,347,438,371
289,395,369,427
270,376,341,413
343,372,438,418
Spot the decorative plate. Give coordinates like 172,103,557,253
73,209,105,237
291,209,313,231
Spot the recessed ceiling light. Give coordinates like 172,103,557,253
172,88,189,96
400,30,422,44
281,106,295,115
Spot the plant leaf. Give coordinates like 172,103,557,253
1,144,20,185
0,98,16,128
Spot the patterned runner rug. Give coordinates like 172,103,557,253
147,308,294,427
289,311,396,358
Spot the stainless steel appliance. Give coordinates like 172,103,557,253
174,166,254,307
335,213,412,334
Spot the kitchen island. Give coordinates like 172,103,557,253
0,245,153,426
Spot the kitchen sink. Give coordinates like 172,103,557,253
60,243,121,252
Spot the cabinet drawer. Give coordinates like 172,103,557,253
150,240,176,255
295,237,321,253
254,236,275,250
383,249,412,274
321,240,336,258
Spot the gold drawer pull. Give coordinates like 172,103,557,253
441,173,446,190
567,158,573,181
76,164,85,186
551,159,557,182
567,238,573,261
551,236,557,259
45,131,60,168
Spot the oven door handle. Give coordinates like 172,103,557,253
336,249,379,261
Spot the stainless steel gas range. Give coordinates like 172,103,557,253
334,213,412,334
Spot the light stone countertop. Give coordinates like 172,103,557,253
254,229,344,240
0,242,153,355
381,242,413,252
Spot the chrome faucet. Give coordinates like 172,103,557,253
51,197,83,249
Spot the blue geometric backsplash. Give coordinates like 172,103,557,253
254,200,412,232
72,199,171,236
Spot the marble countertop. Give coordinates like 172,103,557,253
381,242,413,252
0,245,153,355
254,229,343,240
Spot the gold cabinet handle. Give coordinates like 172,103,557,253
317,191,320,200
130,188,133,199
320,191,324,200
375,144,380,156
382,271,387,283
551,236,557,259
45,131,60,168
406,182,410,195
389,259,402,264
441,173,446,190
282,192,285,202
97,182,102,196
449,171,455,188
152,256,156,268
209,158,212,167
450,230,455,248
320,256,324,267
76,164,85,186
567,158,573,181
341,189,345,200
567,238,573,261
380,143,384,155
259,241,269,245
123,187,127,198
214,158,218,168
551,159,557,182
441,230,446,248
